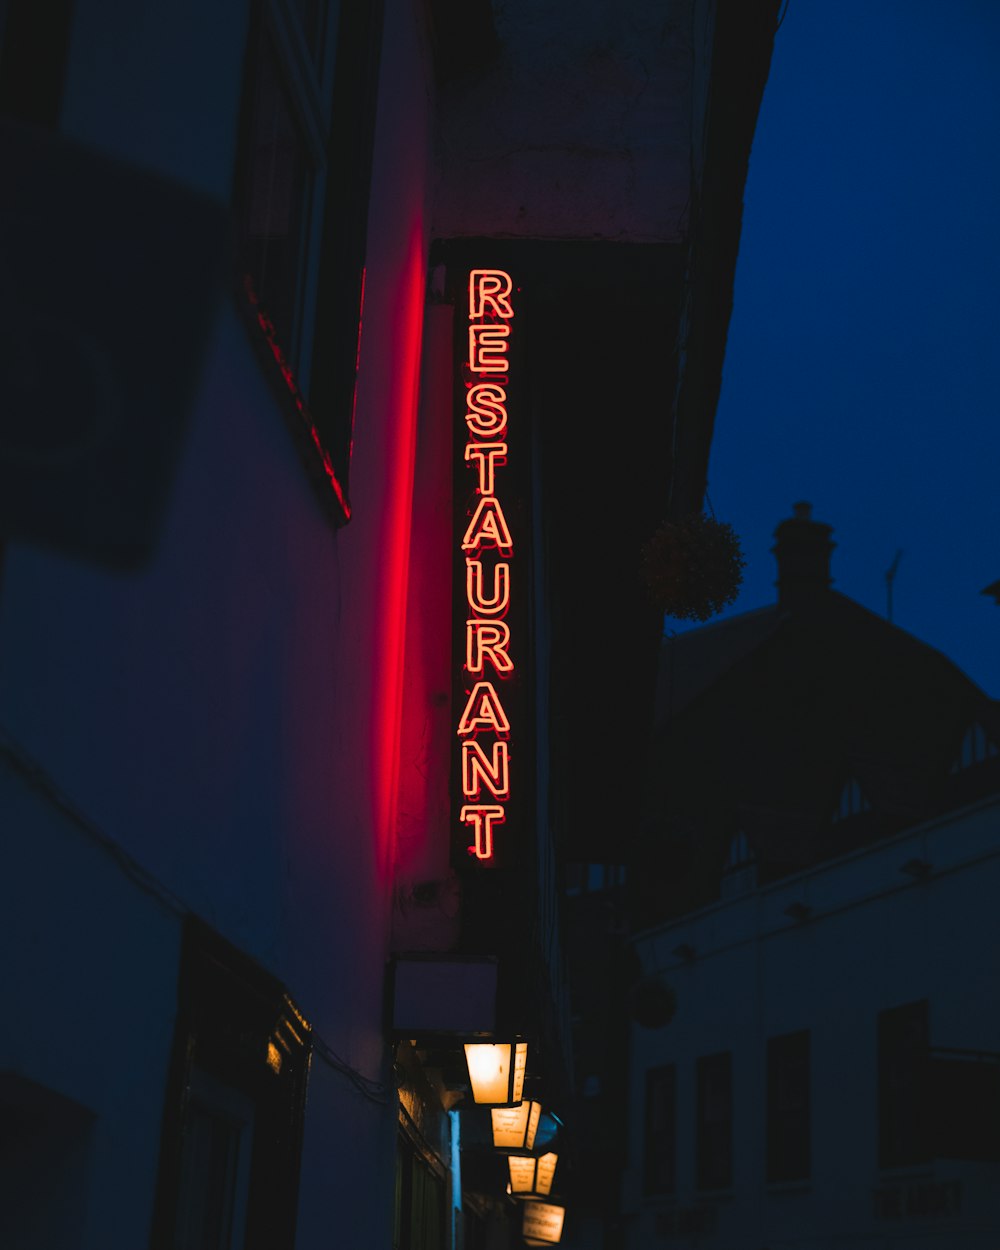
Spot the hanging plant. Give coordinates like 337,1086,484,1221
641,513,745,621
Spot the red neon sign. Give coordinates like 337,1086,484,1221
458,268,516,862
464,442,508,495
465,619,513,675
461,496,514,554
465,384,508,437
466,559,510,617
461,740,511,800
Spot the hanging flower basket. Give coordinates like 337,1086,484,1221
641,513,745,621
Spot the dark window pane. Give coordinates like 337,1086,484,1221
643,1065,676,1195
696,1052,732,1190
151,921,311,1250
395,1136,445,1250
878,1000,929,1169
236,30,311,359
766,1030,810,1183
174,1083,250,1250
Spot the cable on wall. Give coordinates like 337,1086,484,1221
1,729,390,1105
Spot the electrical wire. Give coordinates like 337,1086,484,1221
1,730,391,1106
1,730,188,918
312,1033,389,1105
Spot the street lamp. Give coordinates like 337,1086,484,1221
508,1152,557,1200
463,1041,527,1105
491,1100,542,1150
522,1201,565,1245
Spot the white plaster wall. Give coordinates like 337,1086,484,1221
433,0,695,242
61,0,250,201
0,756,181,1248
0,0,438,1244
626,797,1000,1249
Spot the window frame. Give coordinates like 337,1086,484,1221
232,0,384,526
151,918,312,1250
950,722,999,773
393,1126,447,1250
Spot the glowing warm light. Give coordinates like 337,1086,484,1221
461,495,513,553
509,1156,536,1192
465,620,513,675
457,267,516,862
266,1041,283,1075
491,1100,542,1151
522,1203,565,1246
464,441,508,495
466,383,508,437
508,1152,558,1200
459,804,505,859
468,324,510,373
469,269,514,319
466,559,510,617
462,740,510,801
457,681,510,735
463,1041,527,1105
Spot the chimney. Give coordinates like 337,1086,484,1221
772,502,834,607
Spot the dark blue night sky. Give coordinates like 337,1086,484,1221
696,1,1000,694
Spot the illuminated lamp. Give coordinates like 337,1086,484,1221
522,1201,565,1246
491,1100,542,1150
463,1041,527,1106
508,1152,557,1200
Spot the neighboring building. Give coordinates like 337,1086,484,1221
624,505,1000,1249
0,3,779,1248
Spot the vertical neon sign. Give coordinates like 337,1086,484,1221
457,269,515,861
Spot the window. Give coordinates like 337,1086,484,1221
643,1065,676,1196
565,863,626,896
173,1071,254,1250
394,1132,446,1250
721,831,756,899
833,776,870,823
878,1000,929,1169
152,919,311,1250
696,1052,732,1190
766,1031,810,1183
949,723,998,774
0,1073,94,1250
235,24,316,365
723,830,753,870
233,0,384,515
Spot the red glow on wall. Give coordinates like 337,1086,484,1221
457,269,516,862
369,219,428,881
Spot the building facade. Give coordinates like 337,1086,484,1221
625,507,1000,1249
0,2,779,1247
